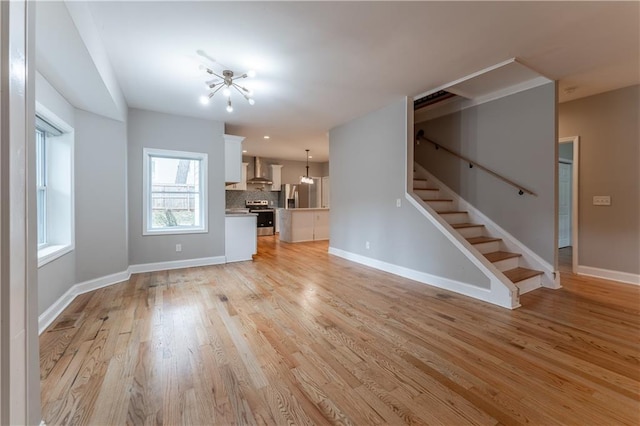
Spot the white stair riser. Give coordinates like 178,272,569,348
414,181,430,190
438,212,469,224
455,226,484,238
492,257,520,272
415,188,440,198
426,200,454,211
471,240,500,254
514,275,542,294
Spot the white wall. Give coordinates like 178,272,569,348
74,109,128,282
36,73,129,314
415,83,557,264
36,73,77,314
127,109,225,265
559,85,639,275
329,99,490,287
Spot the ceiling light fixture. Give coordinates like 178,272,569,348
198,61,256,113
301,149,314,184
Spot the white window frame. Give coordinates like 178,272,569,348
143,148,208,235
35,107,75,268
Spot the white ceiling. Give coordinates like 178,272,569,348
36,1,639,162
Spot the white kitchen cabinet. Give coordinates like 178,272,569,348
225,214,257,262
226,162,248,191
224,134,245,184
270,164,283,191
313,209,330,240
279,208,329,243
321,176,330,208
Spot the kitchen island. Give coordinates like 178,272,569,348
225,213,257,262
279,208,329,243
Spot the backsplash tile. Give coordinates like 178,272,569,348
226,189,281,208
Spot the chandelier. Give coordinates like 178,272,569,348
300,149,314,184
199,64,256,113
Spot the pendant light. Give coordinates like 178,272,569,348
300,149,314,184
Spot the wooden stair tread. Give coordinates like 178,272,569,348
503,267,544,283
437,210,467,215
466,236,501,244
451,223,484,229
422,198,453,202
484,251,521,262
413,179,428,182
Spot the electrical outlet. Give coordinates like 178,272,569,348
396,198,401,208
365,241,370,250
176,243,182,252
593,195,611,206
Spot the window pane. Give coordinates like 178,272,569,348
36,129,46,245
149,156,202,230
37,189,46,245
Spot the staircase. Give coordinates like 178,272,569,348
413,172,547,297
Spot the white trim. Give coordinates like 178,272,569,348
559,136,580,273
142,147,208,235
329,247,517,309
413,58,552,101
129,256,225,274
576,266,640,286
38,269,131,335
414,163,559,288
37,243,73,268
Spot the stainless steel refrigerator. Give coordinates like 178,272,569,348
281,181,320,208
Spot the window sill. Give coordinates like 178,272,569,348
38,244,73,268
143,226,208,236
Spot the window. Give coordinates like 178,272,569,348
143,148,208,235
36,113,74,267
36,127,47,246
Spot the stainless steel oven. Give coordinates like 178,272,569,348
246,200,275,236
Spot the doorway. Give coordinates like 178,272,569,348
558,136,579,273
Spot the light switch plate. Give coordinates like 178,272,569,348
593,195,611,206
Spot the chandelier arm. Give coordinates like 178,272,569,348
208,84,225,97
208,71,226,80
231,84,250,100
231,74,248,82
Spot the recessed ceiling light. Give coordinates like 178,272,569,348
263,135,270,139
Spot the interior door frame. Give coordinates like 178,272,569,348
559,136,579,273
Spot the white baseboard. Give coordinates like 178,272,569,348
129,256,226,274
576,265,640,285
326,246,520,308
39,255,227,335
38,269,130,335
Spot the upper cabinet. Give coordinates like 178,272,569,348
270,164,283,191
226,163,248,191
224,134,245,184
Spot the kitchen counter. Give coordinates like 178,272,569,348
225,214,257,262
279,208,329,243
225,213,258,217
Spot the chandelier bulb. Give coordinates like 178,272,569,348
248,98,255,106
226,98,233,113
199,95,210,105
222,87,231,97
247,70,257,78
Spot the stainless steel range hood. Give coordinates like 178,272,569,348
246,156,273,185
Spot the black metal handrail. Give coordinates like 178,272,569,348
415,130,536,196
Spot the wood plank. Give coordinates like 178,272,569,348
41,237,640,425
484,251,521,262
504,267,544,283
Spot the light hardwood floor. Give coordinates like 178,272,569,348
41,236,640,425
